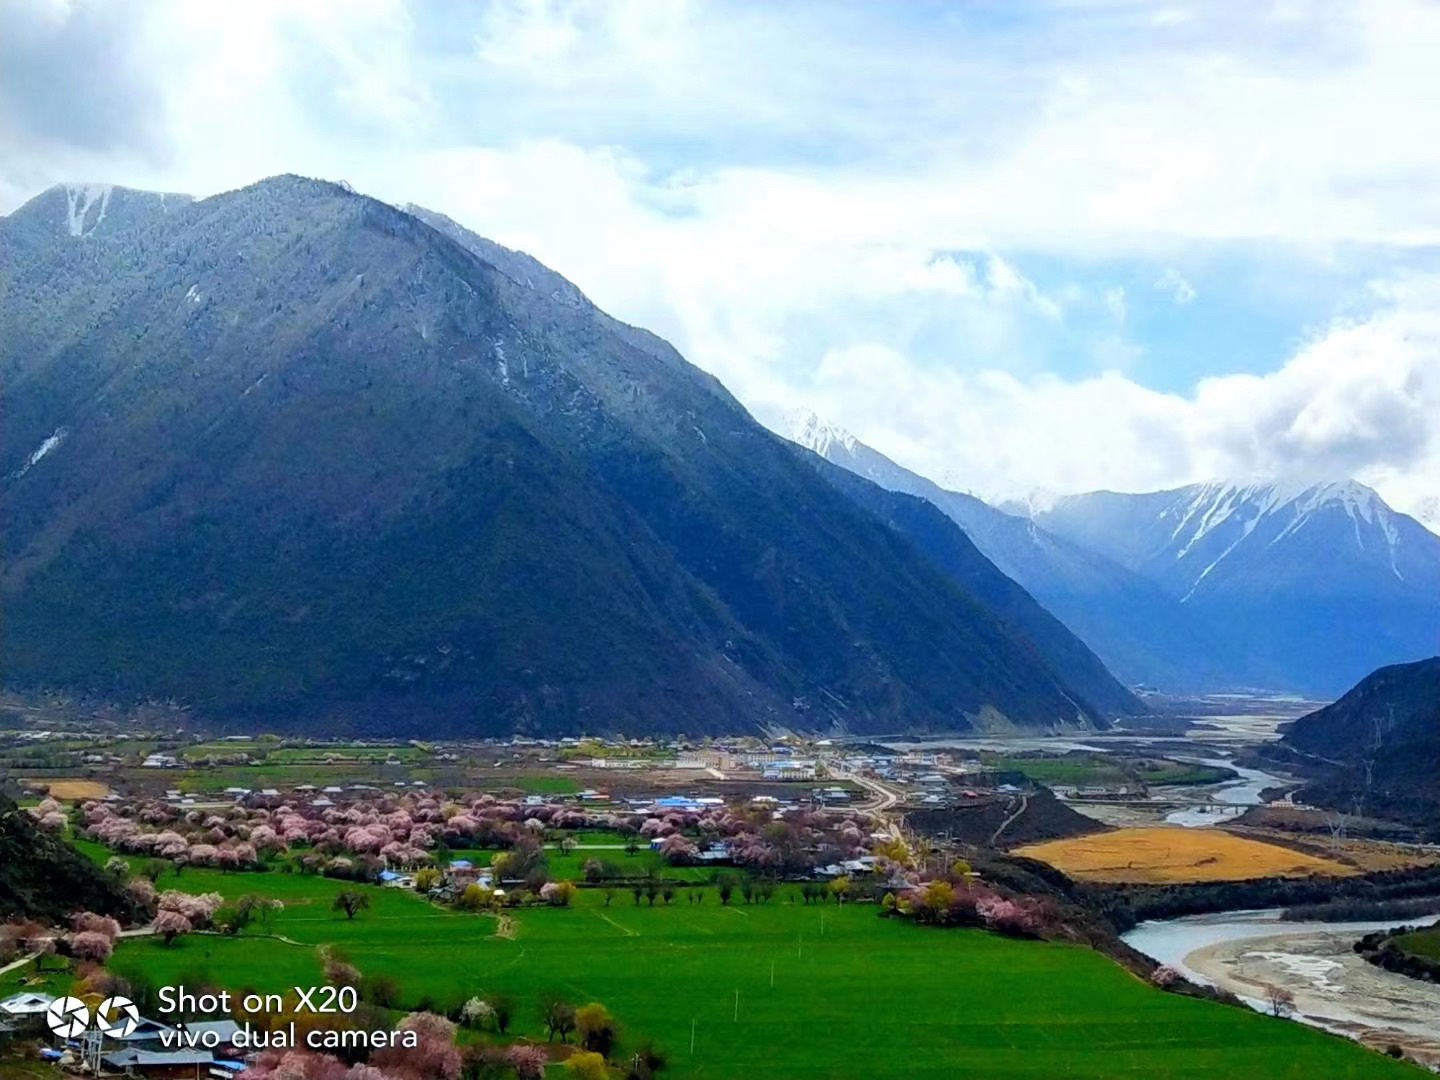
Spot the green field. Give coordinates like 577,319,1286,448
115,764,415,792
264,746,421,763
0,958,76,999
449,843,714,883
497,776,582,795
55,866,1409,1079
1394,926,1440,961
0,1057,61,1080
982,754,1234,788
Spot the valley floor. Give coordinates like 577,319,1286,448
5,868,1420,1079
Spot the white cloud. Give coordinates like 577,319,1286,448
793,277,1440,521
11,1,1440,248
2,0,1438,523
475,0,586,73
1157,269,1198,304
474,0,693,88
1104,287,1128,324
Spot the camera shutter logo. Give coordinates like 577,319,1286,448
46,996,91,1038
96,996,140,1038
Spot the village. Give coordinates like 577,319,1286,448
7,707,1440,1078
0,724,1076,1080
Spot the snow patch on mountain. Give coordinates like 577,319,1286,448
65,184,112,238
16,427,66,477
493,340,510,387
1038,475,1436,612
1165,478,1404,584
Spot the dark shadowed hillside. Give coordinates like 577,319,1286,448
0,795,136,923
1,177,1134,737
1281,658,1440,832
806,459,1141,719
781,414,1241,693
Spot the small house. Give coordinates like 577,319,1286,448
102,1048,214,1080
0,991,54,1018
176,1019,243,1054
0,991,53,1035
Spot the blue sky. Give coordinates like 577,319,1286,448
2,0,1437,523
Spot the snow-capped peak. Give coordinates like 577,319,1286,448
780,408,858,457
1159,477,1408,593
1174,477,1391,537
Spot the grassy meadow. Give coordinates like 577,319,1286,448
1394,926,1440,961
1014,827,1355,884
450,839,714,883
981,754,1234,789
20,856,1403,1079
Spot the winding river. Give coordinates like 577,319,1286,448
1124,909,1440,1055
1162,757,1287,827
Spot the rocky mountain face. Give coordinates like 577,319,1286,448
781,414,1243,691
1032,481,1440,694
0,176,1133,737
1280,657,1440,832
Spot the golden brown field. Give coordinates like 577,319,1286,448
40,778,112,800
1015,826,1355,883
1241,828,1439,872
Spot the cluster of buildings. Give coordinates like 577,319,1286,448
0,992,244,1080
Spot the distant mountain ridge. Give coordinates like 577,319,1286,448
1033,479,1431,600
1031,480,1440,693
780,412,1248,691
0,175,1134,737
780,413,1440,695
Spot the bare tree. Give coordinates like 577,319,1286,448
1266,985,1296,1018
541,996,577,1043
332,891,370,921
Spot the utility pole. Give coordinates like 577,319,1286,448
733,989,739,1022
690,1017,696,1054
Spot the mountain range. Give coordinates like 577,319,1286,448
0,177,1138,737
782,414,1440,695
1030,481,1440,694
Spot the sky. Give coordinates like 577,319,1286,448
3,0,1438,523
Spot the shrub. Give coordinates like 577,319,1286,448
565,1051,608,1080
